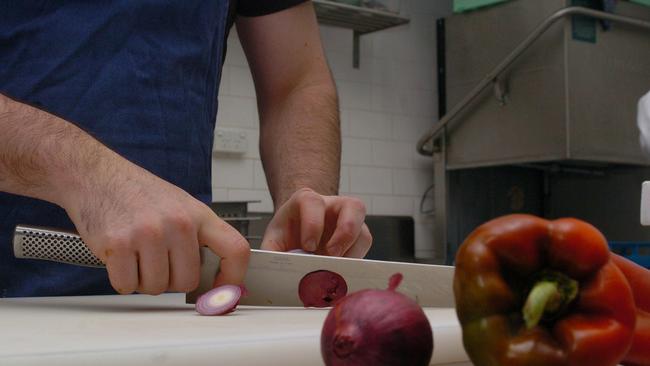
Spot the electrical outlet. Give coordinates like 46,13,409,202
213,127,248,154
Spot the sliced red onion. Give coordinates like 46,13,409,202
239,284,249,298
195,284,242,316
299,270,348,308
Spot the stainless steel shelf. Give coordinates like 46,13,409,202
314,0,409,33
313,0,410,67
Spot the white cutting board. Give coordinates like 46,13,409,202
0,293,470,366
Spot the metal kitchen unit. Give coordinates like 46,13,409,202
417,0,650,263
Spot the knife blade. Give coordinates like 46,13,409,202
13,224,455,307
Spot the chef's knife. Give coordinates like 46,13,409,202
12,224,455,307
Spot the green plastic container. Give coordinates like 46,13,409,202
631,0,650,7
454,0,508,13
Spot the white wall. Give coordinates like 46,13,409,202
212,0,450,259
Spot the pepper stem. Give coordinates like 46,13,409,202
522,272,579,329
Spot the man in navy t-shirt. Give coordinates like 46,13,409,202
0,0,372,297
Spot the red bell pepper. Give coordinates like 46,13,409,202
454,214,637,366
612,254,650,366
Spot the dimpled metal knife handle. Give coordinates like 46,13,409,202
13,225,105,268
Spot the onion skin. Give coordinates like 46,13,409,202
299,270,348,308
321,273,434,366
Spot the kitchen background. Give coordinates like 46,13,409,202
210,0,650,266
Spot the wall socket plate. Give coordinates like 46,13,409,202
213,127,248,155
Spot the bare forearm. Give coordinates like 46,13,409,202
259,77,341,208
0,93,125,210
0,94,250,293
235,3,371,259
235,2,341,208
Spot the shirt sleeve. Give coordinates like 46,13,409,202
236,0,310,17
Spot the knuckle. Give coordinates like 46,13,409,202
295,187,315,197
134,221,164,242
347,197,367,213
295,188,321,203
231,236,251,258
169,212,195,235
302,197,326,212
104,234,133,253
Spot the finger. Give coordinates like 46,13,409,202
343,223,373,258
137,243,170,295
260,188,326,252
295,189,326,252
167,231,200,293
260,198,294,252
197,210,250,287
323,198,366,256
260,225,286,252
103,244,139,295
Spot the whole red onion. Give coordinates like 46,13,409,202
299,270,348,307
321,273,433,366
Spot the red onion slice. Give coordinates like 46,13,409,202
299,270,348,307
195,284,242,316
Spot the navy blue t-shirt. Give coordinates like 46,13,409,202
0,0,306,297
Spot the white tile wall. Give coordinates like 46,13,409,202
212,158,254,189
392,114,432,141
373,196,414,216
212,0,449,259
337,81,372,110
212,188,229,202
228,189,274,213
227,66,256,98
339,166,350,194
372,140,413,168
216,96,258,129
347,194,374,215
349,167,393,194
252,160,267,190
339,109,351,136
341,137,373,166
241,128,260,159
392,168,433,196
348,109,392,139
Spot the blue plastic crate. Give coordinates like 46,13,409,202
609,242,650,268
